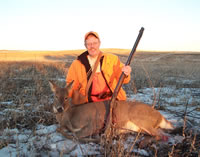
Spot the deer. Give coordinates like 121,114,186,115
49,80,174,142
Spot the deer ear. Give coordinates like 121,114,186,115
49,80,56,92
67,80,74,91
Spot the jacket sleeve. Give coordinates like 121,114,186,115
116,57,131,84
66,60,80,97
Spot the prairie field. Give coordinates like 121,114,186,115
0,49,200,156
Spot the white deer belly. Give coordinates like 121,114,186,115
118,121,140,133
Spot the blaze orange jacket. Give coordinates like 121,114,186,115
66,51,130,102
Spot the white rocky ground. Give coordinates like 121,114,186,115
0,84,199,156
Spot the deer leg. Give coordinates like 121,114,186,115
57,126,100,143
56,127,75,139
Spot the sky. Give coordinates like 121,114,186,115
0,0,200,52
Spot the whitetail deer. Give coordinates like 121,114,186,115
49,80,174,141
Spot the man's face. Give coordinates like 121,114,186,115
85,35,100,58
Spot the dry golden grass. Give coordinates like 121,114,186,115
1,49,199,62
1,49,199,61
0,49,200,156
0,49,132,62
0,50,81,62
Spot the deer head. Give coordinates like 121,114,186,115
49,80,74,113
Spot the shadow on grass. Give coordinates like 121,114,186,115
44,55,77,62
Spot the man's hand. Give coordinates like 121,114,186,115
122,65,131,76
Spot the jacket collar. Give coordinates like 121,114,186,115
77,51,91,80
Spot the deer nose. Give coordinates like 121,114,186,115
57,107,64,113
53,105,64,113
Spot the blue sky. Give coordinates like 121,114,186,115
0,0,200,51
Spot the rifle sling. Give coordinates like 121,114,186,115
85,52,102,98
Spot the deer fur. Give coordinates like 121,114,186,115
49,80,174,140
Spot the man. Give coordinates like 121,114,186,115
66,31,131,104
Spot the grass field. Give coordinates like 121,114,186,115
0,49,200,156
0,49,132,62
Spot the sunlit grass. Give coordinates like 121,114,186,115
0,50,200,156
0,49,131,62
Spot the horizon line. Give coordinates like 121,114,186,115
0,48,200,53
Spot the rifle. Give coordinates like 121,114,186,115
105,27,145,135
